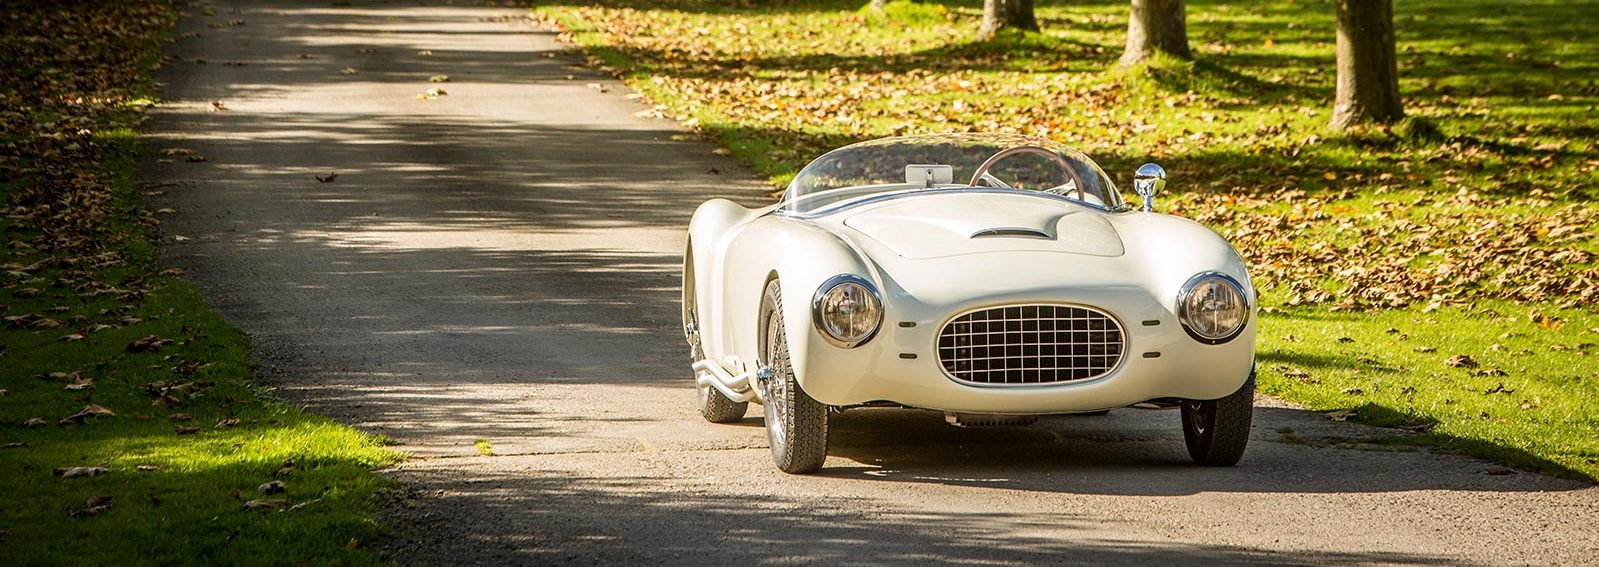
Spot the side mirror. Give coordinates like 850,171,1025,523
1133,163,1166,212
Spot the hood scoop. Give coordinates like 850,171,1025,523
971,227,1053,239
841,192,1125,259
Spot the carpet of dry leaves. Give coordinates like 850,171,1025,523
543,1,1597,312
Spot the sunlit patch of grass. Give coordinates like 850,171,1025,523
1258,301,1599,481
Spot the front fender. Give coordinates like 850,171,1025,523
719,215,879,393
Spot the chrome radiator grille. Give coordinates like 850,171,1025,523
937,305,1124,385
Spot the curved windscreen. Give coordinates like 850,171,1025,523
784,134,1122,215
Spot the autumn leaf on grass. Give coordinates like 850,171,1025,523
1446,354,1479,368
127,335,173,353
70,496,113,517
64,376,94,390
259,480,286,495
23,417,47,429
55,466,109,479
215,418,240,430
174,426,200,435
60,404,114,426
169,413,193,421
243,498,284,511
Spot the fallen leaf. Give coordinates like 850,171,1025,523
174,426,201,435
1327,409,1356,421
127,335,173,352
316,172,338,183
136,465,160,472
70,495,112,517
55,466,110,478
258,480,286,495
340,67,359,75
3,442,30,449
1446,354,1478,368
1414,346,1437,353
23,418,47,428
215,418,240,430
428,74,449,83
60,404,114,426
243,498,283,510
170,413,193,421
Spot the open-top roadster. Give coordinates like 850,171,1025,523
684,134,1256,473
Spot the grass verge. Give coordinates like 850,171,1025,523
1,1,402,562
536,0,1598,481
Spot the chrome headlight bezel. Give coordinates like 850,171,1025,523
1177,271,1250,345
811,274,884,349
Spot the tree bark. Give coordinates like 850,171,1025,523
1331,0,1403,129
1120,0,1190,65
977,0,1038,39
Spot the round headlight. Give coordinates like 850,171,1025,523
812,275,883,348
1178,272,1249,344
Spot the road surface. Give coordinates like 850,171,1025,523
144,1,1598,564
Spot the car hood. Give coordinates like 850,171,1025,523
839,192,1124,259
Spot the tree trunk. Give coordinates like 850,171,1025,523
1120,0,1190,65
1331,0,1403,129
977,0,1038,39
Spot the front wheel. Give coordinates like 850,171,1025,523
1180,372,1255,466
760,279,828,474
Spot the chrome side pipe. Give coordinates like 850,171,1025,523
693,360,770,404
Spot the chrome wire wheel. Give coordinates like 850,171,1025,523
759,279,829,474
763,309,790,446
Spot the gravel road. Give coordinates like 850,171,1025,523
143,1,1598,564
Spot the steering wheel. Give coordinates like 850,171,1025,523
968,145,1086,202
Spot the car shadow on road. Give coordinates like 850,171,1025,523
385,464,1460,566
815,405,1593,495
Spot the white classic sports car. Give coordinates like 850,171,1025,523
683,134,1256,473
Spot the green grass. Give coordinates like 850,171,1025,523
537,0,1599,481
2,1,403,562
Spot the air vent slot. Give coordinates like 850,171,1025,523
970,227,1052,239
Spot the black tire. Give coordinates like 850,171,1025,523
760,279,829,474
686,245,746,424
696,364,748,423
1181,372,1255,466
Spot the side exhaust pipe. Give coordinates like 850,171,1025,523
693,360,769,404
